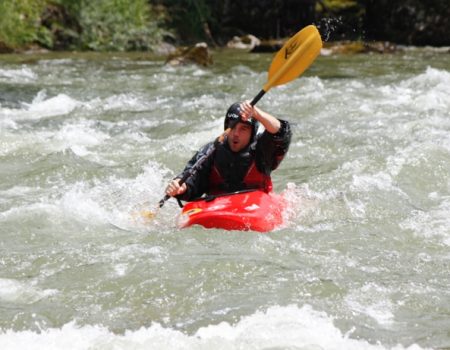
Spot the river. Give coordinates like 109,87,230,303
0,47,450,349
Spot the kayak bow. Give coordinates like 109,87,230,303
178,190,285,232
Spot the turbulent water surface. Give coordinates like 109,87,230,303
1,47,450,349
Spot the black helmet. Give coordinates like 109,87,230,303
224,102,259,137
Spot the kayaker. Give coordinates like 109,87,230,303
165,100,291,201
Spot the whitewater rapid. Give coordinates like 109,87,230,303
1,49,449,349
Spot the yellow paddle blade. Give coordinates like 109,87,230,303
130,205,158,222
139,210,156,220
264,25,322,92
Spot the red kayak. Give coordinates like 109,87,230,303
178,190,285,232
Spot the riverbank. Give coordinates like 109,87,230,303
2,41,448,73
1,1,450,55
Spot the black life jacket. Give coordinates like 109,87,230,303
208,142,272,194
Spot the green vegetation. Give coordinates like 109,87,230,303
76,0,164,51
0,0,167,52
318,0,359,11
0,0,449,52
159,0,216,44
0,0,50,50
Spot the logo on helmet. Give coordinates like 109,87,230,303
227,112,240,120
224,102,259,137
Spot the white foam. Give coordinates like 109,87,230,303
0,118,18,129
1,91,80,121
56,161,174,232
280,183,316,225
344,198,367,218
0,186,39,200
279,183,355,229
60,184,110,225
345,283,395,326
38,58,76,66
0,128,44,156
402,67,450,92
0,161,173,233
0,305,427,350
0,202,58,222
351,172,395,192
1,116,111,159
101,93,148,111
26,93,79,119
399,198,450,245
0,278,57,304
0,67,37,82
392,67,450,113
52,121,110,157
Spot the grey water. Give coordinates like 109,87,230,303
0,48,449,349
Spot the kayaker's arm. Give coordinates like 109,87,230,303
254,119,292,174
239,100,292,174
166,142,215,201
240,100,281,134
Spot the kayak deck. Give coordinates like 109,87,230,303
178,190,285,232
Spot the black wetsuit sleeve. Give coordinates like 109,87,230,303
254,119,292,175
175,142,215,201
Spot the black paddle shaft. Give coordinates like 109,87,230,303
158,140,217,208
251,89,266,106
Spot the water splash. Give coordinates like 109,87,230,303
0,305,428,350
317,17,344,42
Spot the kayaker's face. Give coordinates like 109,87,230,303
228,122,252,152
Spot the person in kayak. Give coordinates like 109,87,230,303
165,100,291,201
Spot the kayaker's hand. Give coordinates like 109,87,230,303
239,100,257,122
165,179,187,197
240,100,280,134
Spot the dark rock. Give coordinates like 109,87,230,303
226,35,261,50
0,41,13,54
154,42,177,56
321,41,397,55
166,42,213,67
251,39,283,53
